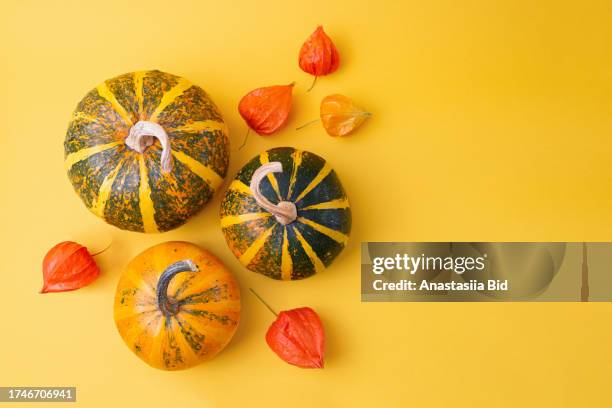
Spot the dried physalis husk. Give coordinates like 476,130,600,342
299,26,340,91
251,289,325,368
238,83,294,135
41,241,100,293
320,94,371,136
266,307,325,368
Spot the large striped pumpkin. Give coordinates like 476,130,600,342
114,241,240,370
64,70,229,232
220,147,351,280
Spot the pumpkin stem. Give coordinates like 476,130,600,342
157,260,198,316
250,162,297,225
249,288,278,316
125,120,173,173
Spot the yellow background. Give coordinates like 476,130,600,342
1,1,612,406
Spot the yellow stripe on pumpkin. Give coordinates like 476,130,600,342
228,180,252,196
171,150,224,191
293,227,326,274
238,224,276,267
133,71,146,119
64,141,122,171
301,197,349,211
280,227,292,280
149,78,193,122
293,162,332,203
90,159,125,218
96,82,134,127
167,120,228,134
297,216,349,245
220,213,271,228
259,151,282,201
138,155,159,233
287,150,303,200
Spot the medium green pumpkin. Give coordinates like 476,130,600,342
64,70,229,232
220,147,351,280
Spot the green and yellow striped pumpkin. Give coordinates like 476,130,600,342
220,147,351,280
64,70,229,232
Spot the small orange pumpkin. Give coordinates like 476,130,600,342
114,241,240,370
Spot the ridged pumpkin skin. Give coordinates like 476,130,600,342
64,70,229,232
114,241,240,370
220,147,351,280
